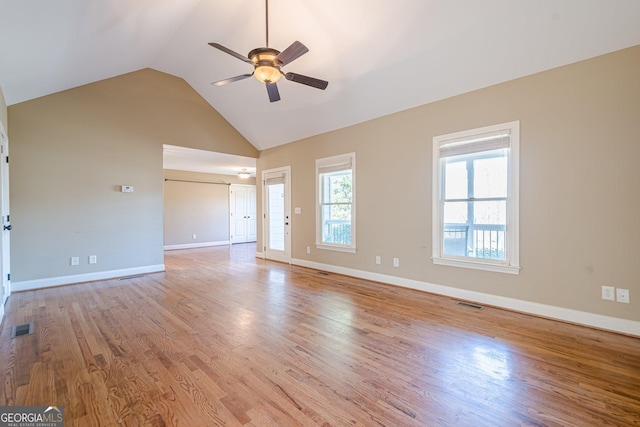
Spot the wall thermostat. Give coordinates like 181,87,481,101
121,185,134,193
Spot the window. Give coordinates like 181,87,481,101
432,121,520,274
316,153,356,253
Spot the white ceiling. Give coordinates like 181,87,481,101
163,145,256,176
1,0,640,153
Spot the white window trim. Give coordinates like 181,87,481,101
432,121,520,274
316,152,356,253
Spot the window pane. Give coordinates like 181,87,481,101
444,160,467,199
443,224,469,257
474,150,507,198
267,184,285,251
443,200,506,260
322,171,352,204
473,200,506,225
443,201,468,224
472,200,506,260
322,204,351,244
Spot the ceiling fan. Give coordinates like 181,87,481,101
208,0,328,102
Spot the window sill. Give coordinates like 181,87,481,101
316,244,356,254
432,256,520,275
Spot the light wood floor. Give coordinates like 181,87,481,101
1,244,639,426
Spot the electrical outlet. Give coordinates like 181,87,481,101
601,286,615,301
375,256,381,265
616,288,630,304
89,255,97,264
192,234,197,240
70,257,79,266
306,246,311,254
393,258,399,267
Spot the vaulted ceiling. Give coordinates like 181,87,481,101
1,0,639,151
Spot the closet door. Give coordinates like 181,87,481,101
230,185,257,244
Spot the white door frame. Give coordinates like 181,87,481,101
262,166,291,263
0,121,11,318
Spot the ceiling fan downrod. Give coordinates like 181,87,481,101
265,0,270,47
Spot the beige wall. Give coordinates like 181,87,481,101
9,69,257,283
258,46,640,322
163,169,256,247
0,85,6,132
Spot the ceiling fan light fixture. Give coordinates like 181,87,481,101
238,169,251,179
254,65,281,83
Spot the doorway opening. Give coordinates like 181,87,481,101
162,145,256,252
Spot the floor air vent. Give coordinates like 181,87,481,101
119,275,146,280
317,271,330,276
11,323,34,338
456,301,484,310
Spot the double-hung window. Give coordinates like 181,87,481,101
432,121,520,274
316,153,356,253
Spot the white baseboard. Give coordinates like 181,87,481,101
255,251,264,258
164,241,230,251
291,258,640,337
11,264,166,292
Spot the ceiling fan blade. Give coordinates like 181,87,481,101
266,82,280,102
211,74,253,86
285,72,328,90
208,43,253,64
275,41,308,66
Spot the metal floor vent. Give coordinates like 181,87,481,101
11,323,33,338
456,301,484,310
317,271,330,276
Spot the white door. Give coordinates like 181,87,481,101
263,167,291,263
230,185,257,244
247,186,257,242
230,186,248,244
0,122,10,315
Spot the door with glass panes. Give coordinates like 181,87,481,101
262,167,290,263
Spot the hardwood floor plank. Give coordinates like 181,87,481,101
0,244,639,426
